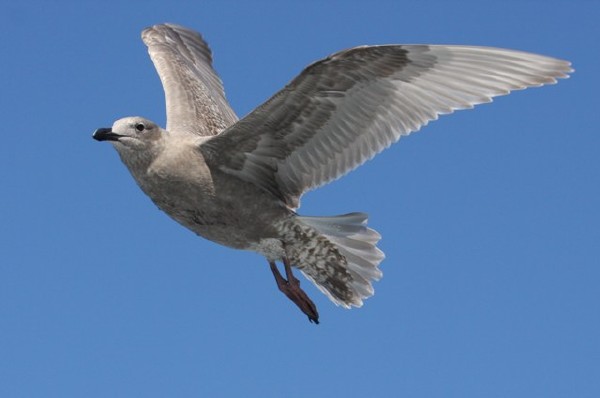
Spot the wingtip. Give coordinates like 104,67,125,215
141,24,160,43
140,23,181,43
551,58,574,78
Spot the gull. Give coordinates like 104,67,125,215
93,23,571,324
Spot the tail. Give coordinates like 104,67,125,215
295,212,385,308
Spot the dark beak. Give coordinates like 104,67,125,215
93,127,123,142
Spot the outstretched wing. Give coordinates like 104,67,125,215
200,45,572,208
142,24,238,136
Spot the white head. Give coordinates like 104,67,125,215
93,116,166,166
93,116,163,147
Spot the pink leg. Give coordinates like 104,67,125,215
269,258,319,324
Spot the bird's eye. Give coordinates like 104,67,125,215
135,123,145,132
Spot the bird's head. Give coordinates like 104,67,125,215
93,116,168,172
93,116,167,162
94,116,163,146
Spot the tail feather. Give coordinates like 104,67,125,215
296,212,385,308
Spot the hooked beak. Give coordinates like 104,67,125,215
93,127,123,142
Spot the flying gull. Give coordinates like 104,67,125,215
93,24,571,323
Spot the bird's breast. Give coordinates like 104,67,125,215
126,145,292,250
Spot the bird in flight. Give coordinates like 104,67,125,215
93,24,571,324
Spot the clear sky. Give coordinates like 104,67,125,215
1,1,598,397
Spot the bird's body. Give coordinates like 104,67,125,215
94,24,571,322
117,128,288,251
106,117,376,310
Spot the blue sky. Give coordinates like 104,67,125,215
1,1,598,397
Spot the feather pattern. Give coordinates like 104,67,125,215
200,45,571,208
142,24,238,136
